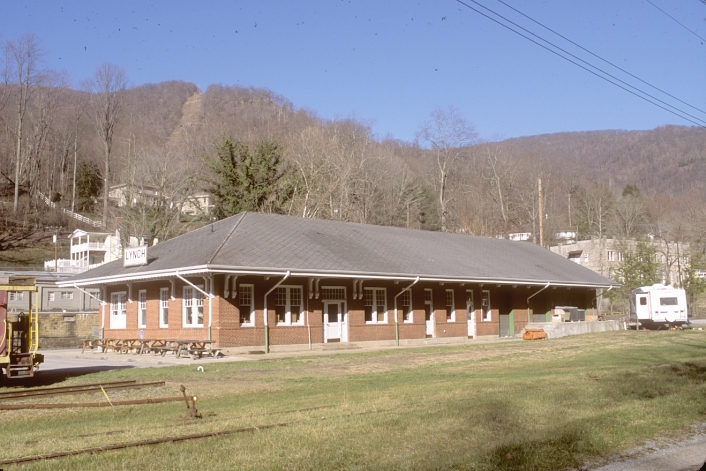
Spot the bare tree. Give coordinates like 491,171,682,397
417,106,477,232
84,63,128,228
4,33,45,213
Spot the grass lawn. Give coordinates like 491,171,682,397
2,330,706,470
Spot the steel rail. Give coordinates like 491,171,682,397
0,381,165,400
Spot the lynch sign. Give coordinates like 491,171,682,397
124,245,148,267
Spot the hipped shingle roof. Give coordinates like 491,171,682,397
63,212,618,288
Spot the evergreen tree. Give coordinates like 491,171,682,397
74,161,103,212
608,241,660,308
206,137,292,219
682,252,706,314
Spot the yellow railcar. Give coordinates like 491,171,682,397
0,276,44,380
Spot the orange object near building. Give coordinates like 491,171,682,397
523,328,547,340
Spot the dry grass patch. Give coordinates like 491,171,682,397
2,330,706,470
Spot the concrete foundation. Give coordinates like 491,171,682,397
523,320,625,339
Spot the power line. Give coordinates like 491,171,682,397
454,0,706,128
645,0,706,43
494,0,706,117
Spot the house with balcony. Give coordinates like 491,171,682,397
45,229,134,274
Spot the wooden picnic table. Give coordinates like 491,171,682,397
81,338,118,354
82,338,222,359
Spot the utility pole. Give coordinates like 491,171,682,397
538,178,544,248
53,232,58,272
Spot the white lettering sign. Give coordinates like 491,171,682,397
123,245,148,267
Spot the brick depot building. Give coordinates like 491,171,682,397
61,212,618,351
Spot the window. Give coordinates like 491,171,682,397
159,288,169,328
239,284,254,326
48,291,56,302
617,252,624,262
111,292,126,318
660,297,678,306
61,291,74,300
639,297,647,306
138,290,147,328
364,288,387,323
401,289,412,322
275,286,303,325
445,289,455,321
482,290,491,321
584,253,589,263
607,251,614,262
321,287,345,300
183,286,204,327
9,292,25,301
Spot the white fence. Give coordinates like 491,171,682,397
37,192,102,228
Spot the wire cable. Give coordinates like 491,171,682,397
645,0,706,43
454,0,706,128
494,0,706,116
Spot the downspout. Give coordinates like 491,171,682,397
100,287,105,339
263,271,290,354
593,285,613,317
207,274,213,341
527,282,551,322
175,272,216,340
394,277,419,346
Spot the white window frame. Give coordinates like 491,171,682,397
239,284,254,326
159,288,169,328
138,289,147,328
481,290,491,321
607,250,614,262
110,292,127,323
401,289,413,323
61,291,74,300
9,292,25,302
617,252,624,262
584,253,589,263
182,285,204,327
364,287,387,324
274,285,304,326
48,291,56,302
445,289,455,322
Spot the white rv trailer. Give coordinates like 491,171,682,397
630,284,688,329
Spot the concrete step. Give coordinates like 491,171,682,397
316,342,362,351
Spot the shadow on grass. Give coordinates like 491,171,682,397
1,364,136,389
473,426,598,471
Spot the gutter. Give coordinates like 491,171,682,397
527,282,551,322
263,271,290,354
393,277,419,346
61,265,617,290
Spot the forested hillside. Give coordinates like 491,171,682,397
2,57,706,257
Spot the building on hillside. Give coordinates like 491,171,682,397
1,271,100,348
109,184,162,208
60,213,618,352
45,229,137,274
109,184,211,216
550,238,690,287
180,192,212,216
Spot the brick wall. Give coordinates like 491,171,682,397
100,275,598,347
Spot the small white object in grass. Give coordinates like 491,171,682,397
197,366,204,372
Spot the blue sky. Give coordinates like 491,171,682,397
3,0,705,142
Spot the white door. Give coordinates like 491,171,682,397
425,304,434,337
635,294,649,320
467,302,475,338
324,302,346,343
110,292,127,329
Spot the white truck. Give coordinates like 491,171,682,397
630,284,688,329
